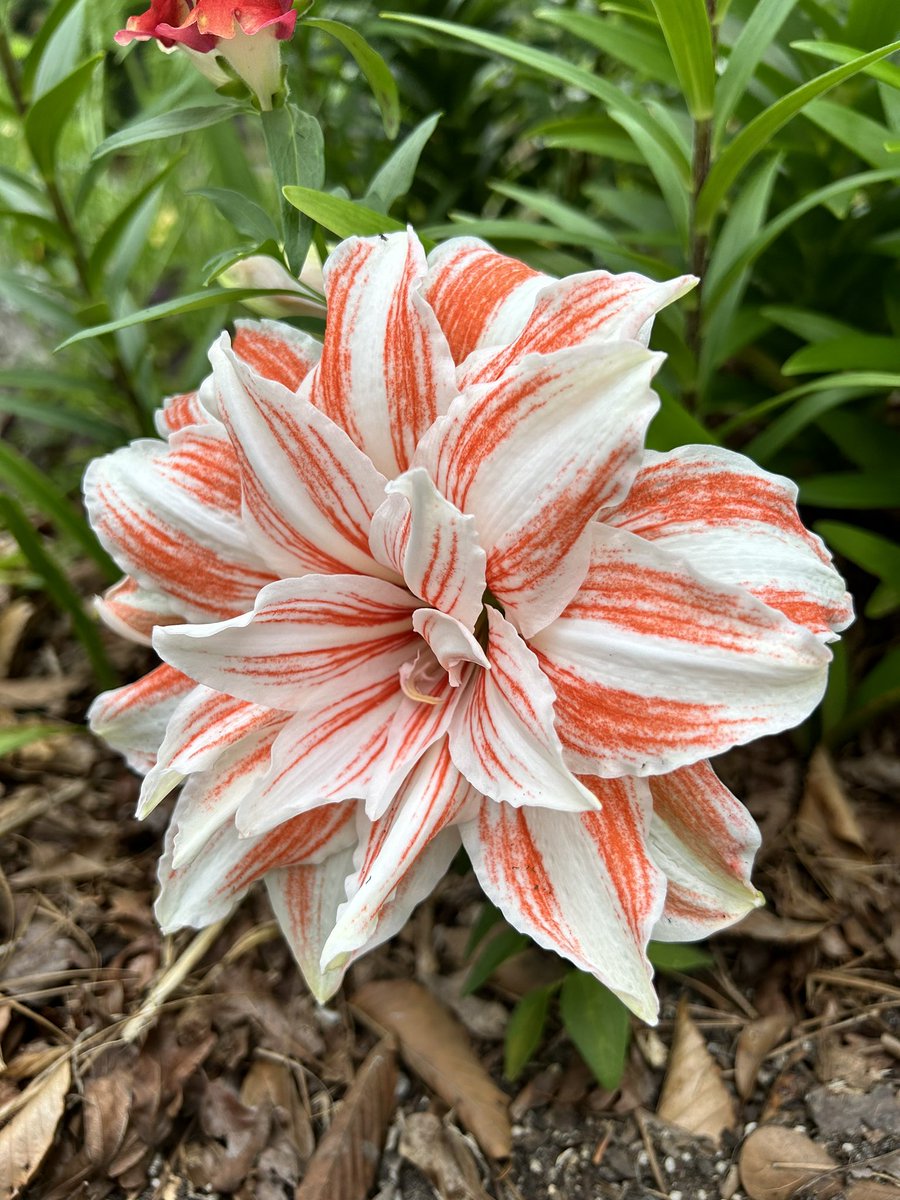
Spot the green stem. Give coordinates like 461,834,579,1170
0,28,151,435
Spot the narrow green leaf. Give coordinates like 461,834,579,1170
504,989,551,1081
535,8,678,88
88,159,181,291
463,927,529,995
646,388,719,451
91,103,247,162
610,108,690,243
845,0,900,52
365,112,442,212
55,288,288,350
647,941,714,973
761,306,858,343
803,98,896,168
282,186,407,239
24,55,102,175
815,521,900,589
29,0,86,98
0,392,124,444
783,333,900,375
789,39,900,87
832,646,900,743
0,271,82,334
816,408,900,470
696,41,900,231
713,0,800,148
0,495,115,689
489,181,614,238
190,187,280,244
0,166,51,218
650,0,715,120
465,902,503,957
21,0,84,96
305,18,400,138
865,583,900,619
819,639,849,736
0,442,116,578
560,972,631,1090
382,14,690,178
799,471,900,509
261,103,324,275
0,723,77,758
741,379,900,462
525,116,645,163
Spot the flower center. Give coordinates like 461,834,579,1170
400,647,446,706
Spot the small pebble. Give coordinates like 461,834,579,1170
637,1150,649,1166
744,1121,757,1134
664,1156,677,1174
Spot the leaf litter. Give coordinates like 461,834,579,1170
0,582,899,1200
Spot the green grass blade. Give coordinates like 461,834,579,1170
650,0,715,120
713,0,800,149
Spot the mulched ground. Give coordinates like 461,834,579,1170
1,584,898,1200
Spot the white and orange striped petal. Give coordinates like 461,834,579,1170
532,524,831,778
605,445,853,639
95,576,184,646
308,230,457,478
449,608,599,813
88,663,196,774
648,761,763,941
154,574,418,711
417,341,662,637
211,337,393,580
460,776,666,1022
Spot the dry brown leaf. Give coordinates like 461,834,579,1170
656,999,735,1143
184,1077,271,1193
352,979,512,1158
735,1015,793,1101
732,909,828,943
398,1112,491,1200
739,1125,838,1200
799,746,867,851
0,600,34,678
240,1058,315,1163
0,1058,71,1199
82,1070,132,1166
845,1185,900,1200
295,1038,397,1200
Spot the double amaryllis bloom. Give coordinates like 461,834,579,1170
116,0,296,109
85,232,852,1021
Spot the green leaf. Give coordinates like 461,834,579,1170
88,158,182,292
465,902,503,958
646,388,719,452
0,271,82,334
56,288,290,350
844,0,900,52
865,583,900,619
535,8,678,88
560,972,631,1090
761,306,858,343
190,187,279,245
783,333,900,375
305,18,400,138
463,927,529,995
0,166,51,218
24,54,102,176
610,108,690,243
0,390,124,444
789,39,900,87
0,495,115,689
820,638,849,735
799,471,900,509
803,98,896,169
504,989,551,1081
382,13,690,179
489,181,614,238
260,103,324,275
704,168,900,310
0,442,116,578
365,112,442,212
20,0,84,97
647,941,714,973
282,186,407,239
713,0,800,149
815,521,900,589
0,723,77,758
832,646,900,742
650,0,716,120
525,116,645,163
91,103,247,162
696,40,900,232
815,408,900,470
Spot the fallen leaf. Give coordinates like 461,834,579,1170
735,1015,793,1101
82,1069,132,1165
240,1057,314,1163
352,979,511,1158
398,1111,492,1200
0,599,34,678
739,1125,837,1200
184,1077,271,1192
732,909,828,943
0,1058,71,1198
656,999,735,1143
799,746,867,850
296,1038,397,1200
846,1185,900,1200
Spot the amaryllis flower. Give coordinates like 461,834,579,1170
116,0,296,108
85,233,852,1021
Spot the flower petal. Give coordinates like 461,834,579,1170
266,848,356,1002
156,791,357,932
460,269,696,387
232,317,321,391
532,524,832,777
211,336,394,579
460,776,666,1022
138,684,285,818
422,237,549,363
88,664,195,774
84,424,274,622
154,391,211,437
95,576,184,646
605,445,853,639
322,740,475,969
308,231,457,477
154,574,417,711
449,608,600,813
413,609,489,683
369,467,487,628
648,761,763,941
417,342,662,637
